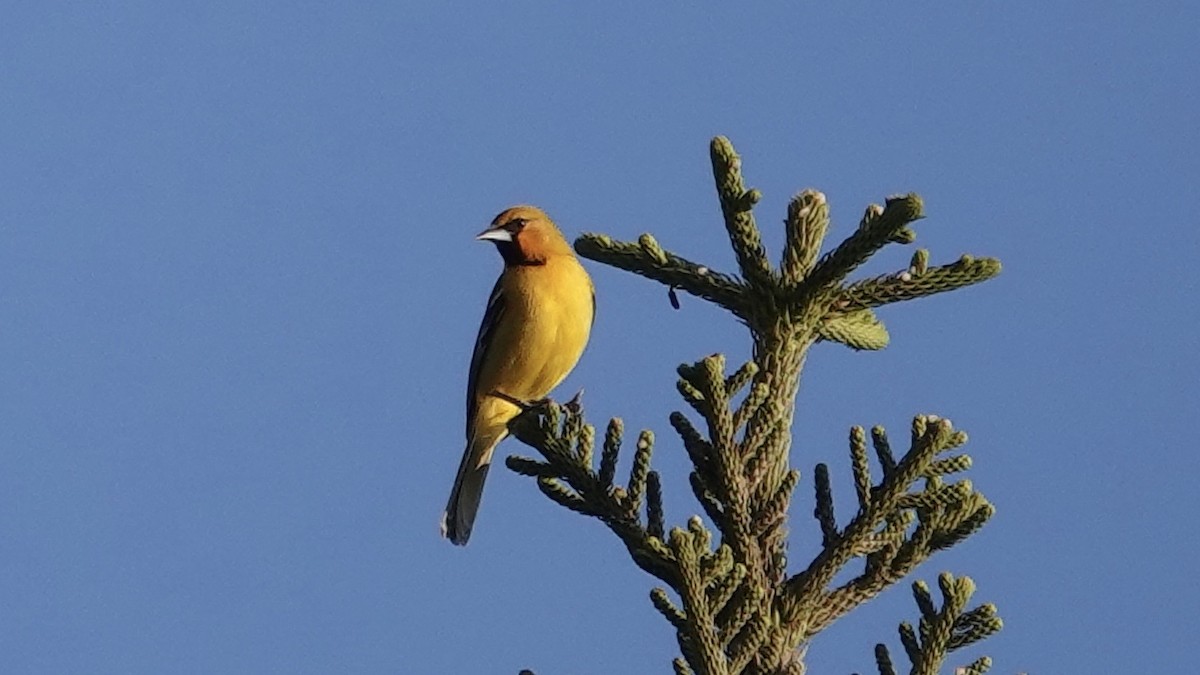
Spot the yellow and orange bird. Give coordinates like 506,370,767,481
441,205,595,545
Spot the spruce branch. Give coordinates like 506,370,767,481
798,196,923,297
812,463,839,546
956,657,994,675
505,401,681,588
648,471,667,540
838,255,1002,310
600,418,623,487
872,643,897,675
726,360,761,398
732,382,770,435
503,136,1003,674
817,309,890,351
574,233,749,318
671,527,731,675
780,416,997,641
910,248,930,275
710,136,774,290
872,426,898,477
652,587,690,632
868,574,1001,675
781,190,831,284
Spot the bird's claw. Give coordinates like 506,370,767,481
564,389,585,413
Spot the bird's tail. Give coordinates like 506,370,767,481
441,433,502,545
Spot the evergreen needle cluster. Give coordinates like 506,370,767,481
505,137,1003,674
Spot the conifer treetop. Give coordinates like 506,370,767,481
506,136,1003,675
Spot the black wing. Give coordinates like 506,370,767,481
465,277,506,439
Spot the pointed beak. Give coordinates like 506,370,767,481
476,228,513,243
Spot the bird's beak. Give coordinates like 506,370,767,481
476,228,513,243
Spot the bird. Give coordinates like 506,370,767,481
441,205,595,545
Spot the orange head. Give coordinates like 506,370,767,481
477,205,574,266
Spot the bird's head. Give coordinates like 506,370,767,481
477,205,574,266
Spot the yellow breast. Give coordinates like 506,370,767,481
472,255,594,430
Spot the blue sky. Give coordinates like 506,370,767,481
1,2,1197,673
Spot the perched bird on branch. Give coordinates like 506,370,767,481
441,205,595,545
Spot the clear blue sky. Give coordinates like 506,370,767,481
2,2,1196,673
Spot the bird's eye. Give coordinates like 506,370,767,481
507,217,528,232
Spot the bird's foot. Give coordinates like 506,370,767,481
486,389,583,413
487,390,548,411
487,390,529,409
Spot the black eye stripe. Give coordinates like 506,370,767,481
505,217,528,232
